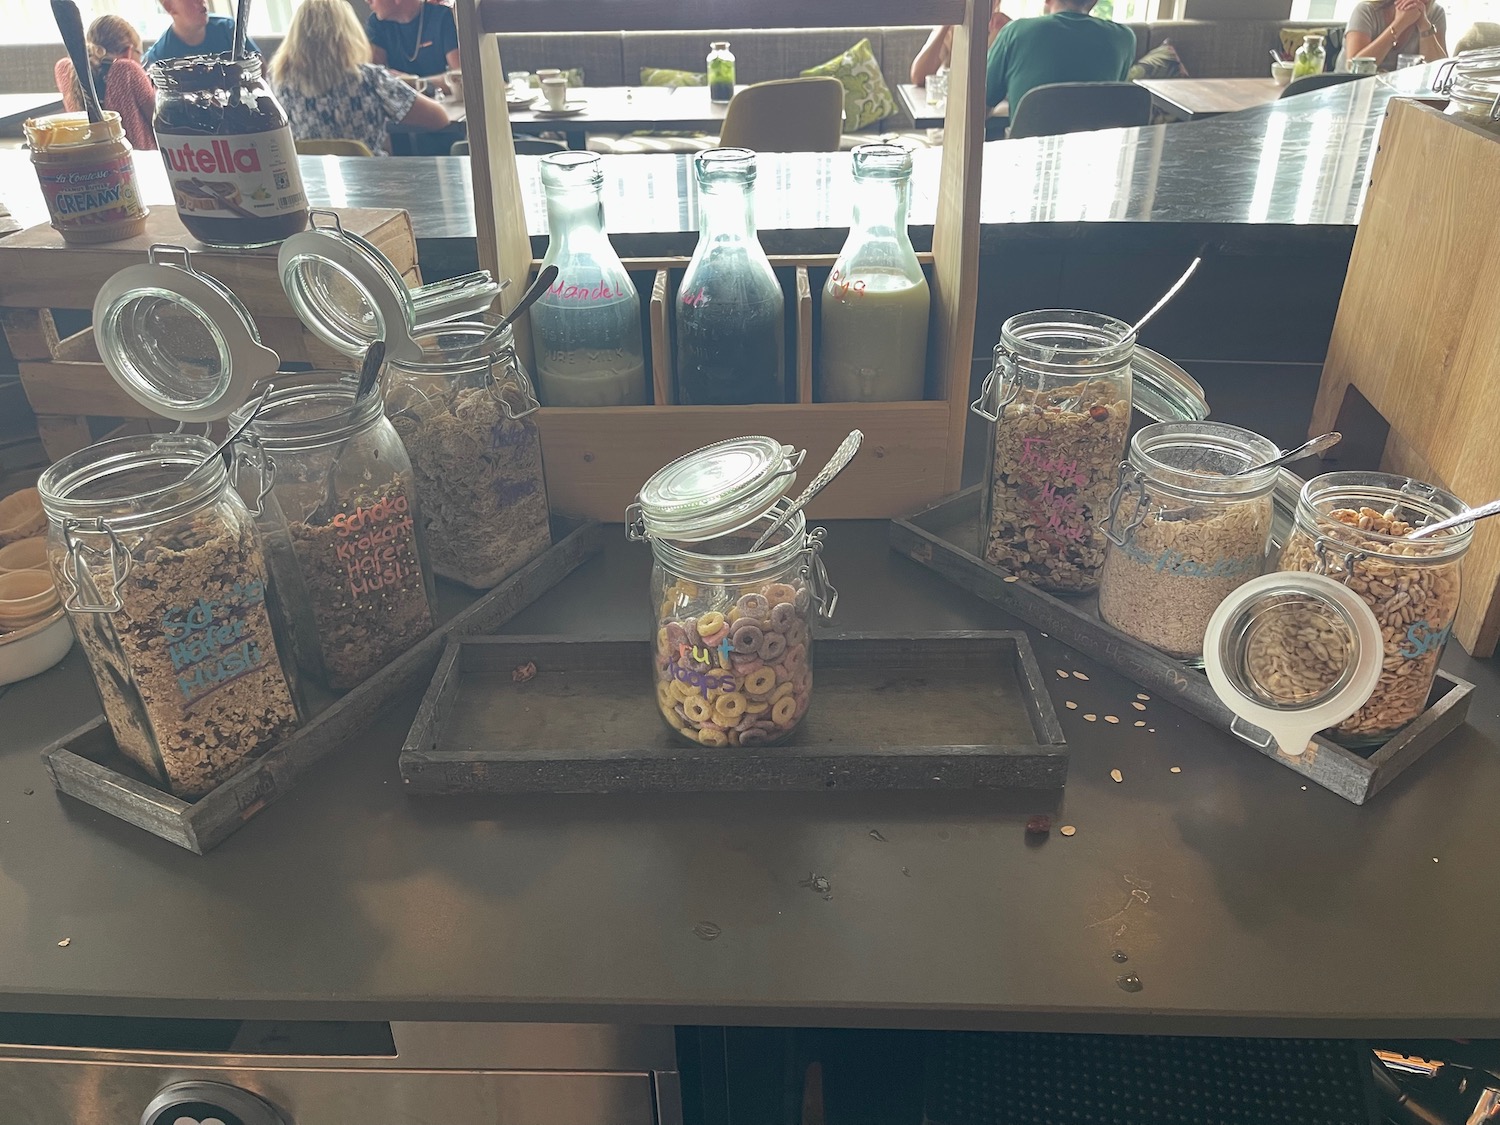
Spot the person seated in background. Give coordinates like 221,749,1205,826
365,0,461,87
911,0,1011,86
142,0,259,67
270,0,450,156
54,15,157,150
985,0,1135,109
1344,0,1448,70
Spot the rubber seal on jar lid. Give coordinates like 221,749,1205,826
632,436,804,542
1203,572,1383,758
92,246,279,423
279,212,500,364
1132,346,1208,423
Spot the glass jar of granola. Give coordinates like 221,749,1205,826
1098,422,1280,662
231,374,436,691
972,310,1133,593
1273,472,1471,746
628,436,839,748
383,318,552,590
38,434,303,799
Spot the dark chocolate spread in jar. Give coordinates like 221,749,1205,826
150,54,308,247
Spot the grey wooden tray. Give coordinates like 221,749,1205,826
40,517,606,853
399,632,1069,794
890,488,1474,805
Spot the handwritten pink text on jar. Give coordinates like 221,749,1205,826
331,493,421,598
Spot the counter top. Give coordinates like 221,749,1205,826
0,70,1438,260
2,466,1499,1034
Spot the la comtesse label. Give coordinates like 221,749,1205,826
159,126,307,220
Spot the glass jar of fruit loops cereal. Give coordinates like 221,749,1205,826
628,436,840,748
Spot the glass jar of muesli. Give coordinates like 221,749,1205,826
972,310,1133,593
383,319,552,590
38,434,304,799
231,374,436,691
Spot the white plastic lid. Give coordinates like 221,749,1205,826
278,209,500,364
1203,572,1384,757
92,245,280,423
629,436,805,542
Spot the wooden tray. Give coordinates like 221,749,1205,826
40,517,605,853
399,632,1068,794
890,488,1475,806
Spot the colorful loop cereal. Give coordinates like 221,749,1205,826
732,621,764,653
744,666,778,697
737,592,770,619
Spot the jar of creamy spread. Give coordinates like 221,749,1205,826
24,110,147,245
150,55,308,248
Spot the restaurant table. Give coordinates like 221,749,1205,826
896,82,1009,133
505,85,734,150
1136,76,1287,122
0,92,65,134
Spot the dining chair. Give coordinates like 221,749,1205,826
1280,73,1363,99
1006,82,1153,139
294,138,375,157
718,76,845,152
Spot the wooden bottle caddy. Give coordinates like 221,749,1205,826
0,207,420,459
455,0,989,520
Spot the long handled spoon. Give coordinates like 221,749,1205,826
308,342,386,526
462,264,558,359
232,0,252,60
1127,256,1202,339
51,0,102,123
1233,431,1342,476
750,430,863,551
1407,497,1500,540
185,383,274,481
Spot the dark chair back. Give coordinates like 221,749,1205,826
1280,72,1363,98
1007,82,1153,140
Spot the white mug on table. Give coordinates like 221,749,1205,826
542,76,569,110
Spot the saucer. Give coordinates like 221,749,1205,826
533,101,587,116
506,93,538,109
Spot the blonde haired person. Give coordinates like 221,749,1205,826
53,15,157,151
268,0,449,157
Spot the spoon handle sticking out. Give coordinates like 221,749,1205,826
1235,431,1341,476
1408,496,1500,540
751,430,863,552
1128,256,1201,339
51,0,103,124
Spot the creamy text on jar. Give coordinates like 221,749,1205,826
25,111,148,245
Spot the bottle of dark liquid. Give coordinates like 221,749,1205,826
707,41,736,103
675,148,785,405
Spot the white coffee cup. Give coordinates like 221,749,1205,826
535,68,562,84
542,76,569,110
445,68,464,101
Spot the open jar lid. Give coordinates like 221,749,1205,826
278,209,501,364
1202,572,1384,757
628,436,806,542
1133,346,1208,423
92,245,280,422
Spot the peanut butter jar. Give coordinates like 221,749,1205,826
24,110,148,245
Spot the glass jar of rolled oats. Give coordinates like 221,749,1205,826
972,310,1133,593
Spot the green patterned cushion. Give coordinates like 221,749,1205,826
800,38,898,131
1127,40,1188,81
641,66,706,87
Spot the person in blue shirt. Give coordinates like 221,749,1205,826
143,0,260,67
365,0,461,83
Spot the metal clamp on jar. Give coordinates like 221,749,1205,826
1204,471,1472,755
627,437,837,748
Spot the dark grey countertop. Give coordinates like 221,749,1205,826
2,429,1499,1034
0,69,1436,260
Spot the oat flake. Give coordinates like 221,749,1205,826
1072,671,1089,680
1170,766,1182,773
1060,825,1077,836
1131,702,1147,711
1110,769,1123,783
1065,701,1078,710
1084,713,1097,722
1104,715,1119,724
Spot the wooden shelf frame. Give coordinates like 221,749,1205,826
456,0,988,518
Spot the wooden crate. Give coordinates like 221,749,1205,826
0,208,421,461
455,0,988,520
1312,99,1500,655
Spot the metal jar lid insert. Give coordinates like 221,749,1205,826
628,436,806,542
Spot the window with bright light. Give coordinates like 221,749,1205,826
0,0,291,45
1002,0,1158,19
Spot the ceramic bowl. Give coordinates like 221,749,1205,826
1272,60,1295,86
0,608,73,686
0,536,47,573
0,487,44,545
0,569,60,629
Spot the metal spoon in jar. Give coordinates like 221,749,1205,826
185,383,275,482
460,264,559,360
1232,431,1342,476
749,430,863,551
1407,497,1500,540
1125,256,1202,340
307,341,386,527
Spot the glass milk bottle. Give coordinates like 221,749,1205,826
676,148,786,405
818,144,930,402
1292,34,1325,80
529,151,647,406
707,41,736,103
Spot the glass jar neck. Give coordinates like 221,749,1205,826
38,434,228,532
234,375,386,451
151,54,264,91
850,171,912,246
1128,422,1281,502
1294,471,1473,564
1001,310,1135,376
694,150,758,241
652,506,807,584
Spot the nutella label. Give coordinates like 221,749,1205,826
37,151,146,229
159,125,306,222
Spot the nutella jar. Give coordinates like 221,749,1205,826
150,55,308,248
24,110,148,245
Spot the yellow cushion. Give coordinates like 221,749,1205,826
800,38,898,131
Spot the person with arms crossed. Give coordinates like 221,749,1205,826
142,0,259,67
1343,0,1447,70
985,0,1135,111
270,0,450,156
366,0,461,86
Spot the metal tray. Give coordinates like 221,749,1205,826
41,517,606,853
399,632,1069,794
890,488,1474,805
